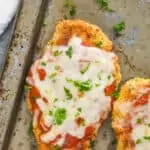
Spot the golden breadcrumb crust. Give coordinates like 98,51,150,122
112,78,150,150
27,19,121,150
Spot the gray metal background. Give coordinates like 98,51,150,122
0,0,150,150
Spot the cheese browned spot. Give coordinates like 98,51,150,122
27,37,118,148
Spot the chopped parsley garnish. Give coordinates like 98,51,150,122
80,63,91,74
90,140,97,150
81,119,86,126
73,79,93,92
75,107,82,116
24,85,31,92
64,87,73,100
136,118,141,124
65,0,71,7
69,5,76,16
95,83,100,87
55,65,60,70
52,145,60,150
113,21,125,36
53,50,63,56
65,0,76,17
97,70,103,80
49,72,57,79
111,89,120,99
66,46,73,59
77,107,82,112
148,123,150,127
53,108,67,125
53,98,58,102
66,77,73,83
97,0,114,11
96,41,103,48
28,121,33,136
66,78,93,92
107,74,112,80
144,136,150,141
49,110,53,116
41,61,47,66
136,139,142,144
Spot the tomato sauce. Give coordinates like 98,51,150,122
134,92,150,106
104,83,115,96
37,68,46,81
63,134,80,148
84,125,94,140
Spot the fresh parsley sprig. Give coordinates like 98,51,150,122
113,21,125,36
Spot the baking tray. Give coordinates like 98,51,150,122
0,0,22,79
0,0,150,150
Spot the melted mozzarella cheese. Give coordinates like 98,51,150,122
117,88,150,150
131,97,150,150
28,37,116,146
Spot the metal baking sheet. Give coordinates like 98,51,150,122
0,0,150,150
0,1,21,79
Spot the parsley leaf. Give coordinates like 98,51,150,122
66,46,73,59
64,87,73,100
80,63,91,74
111,88,120,99
136,139,142,144
65,0,76,17
97,70,103,80
96,41,103,48
90,140,97,150
148,123,150,127
113,21,125,36
97,0,114,11
28,121,33,136
41,61,47,66
52,145,60,150
53,50,63,56
69,5,76,16
144,136,150,141
49,72,57,79
75,107,82,117
65,0,71,7
53,108,67,125
66,78,93,92
74,79,93,92
136,118,141,124
24,85,31,92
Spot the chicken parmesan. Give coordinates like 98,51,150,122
112,78,150,150
26,20,121,150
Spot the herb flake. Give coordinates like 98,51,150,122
136,139,142,144
80,63,91,74
28,121,33,136
66,46,73,59
96,41,103,48
64,87,73,100
24,85,31,92
136,118,141,124
53,50,63,56
113,21,125,36
49,72,57,79
53,108,67,125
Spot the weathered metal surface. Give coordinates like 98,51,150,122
0,0,48,149
0,1,21,79
0,0,149,150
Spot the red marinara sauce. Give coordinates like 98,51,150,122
37,68,46,81
104,83,116,96
134,92,150,106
